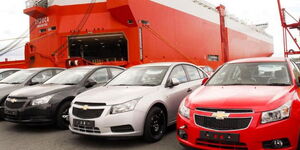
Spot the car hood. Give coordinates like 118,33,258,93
9,84,75,98
74,86,159,105
0,84,21,98
187,86,294,112
0,83,18,89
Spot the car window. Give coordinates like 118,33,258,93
31,70,56,83
54,69,64,74
290,61,300,82
204,67,209,73
108,66,168,86
207,62,291,86
169,65,188,83
88,68,109,84
0,70,18,81
184,65,201,81
110,68,123,77
0,70,37,84
45,68,91,85
198,69,206,78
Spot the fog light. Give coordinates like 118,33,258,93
263,138,290,149
178,129,188,140
177,125,188,140
272,140,284,148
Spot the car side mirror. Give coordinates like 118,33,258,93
85,80,97,88
168,78,180,87
201,77,209,85
28,81,40,86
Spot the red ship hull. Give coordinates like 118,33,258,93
0,0,273,69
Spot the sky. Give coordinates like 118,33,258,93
0,0,299,61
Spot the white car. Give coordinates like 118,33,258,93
69,62,208,142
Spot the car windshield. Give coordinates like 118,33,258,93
108,66,169,86
207,62,291,86
0,70,37,84
44,68,91,85
0,70,17,81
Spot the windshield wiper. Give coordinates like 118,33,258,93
267,83,290,86
63,83,77,85
138,84,158,86
44,83,57,85
219,83,245,86
111,84,133,86
10,82,21,84
0,82,8,84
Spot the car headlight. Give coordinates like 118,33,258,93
31,95,54,106
110,97,142,114
261,101,292,124
179,99,190,119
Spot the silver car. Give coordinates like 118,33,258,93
69,62,208,142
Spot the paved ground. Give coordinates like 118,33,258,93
0,121,184,150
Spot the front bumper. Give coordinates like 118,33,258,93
69,105,146,137
176,111,300,150
4,104,54,124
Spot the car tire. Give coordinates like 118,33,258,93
0,100,4,119
143,106,167,142
56,101,71,130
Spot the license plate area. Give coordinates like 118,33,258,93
4,110,17,116
73,119,95,128
200,131,240,143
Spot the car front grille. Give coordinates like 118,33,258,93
74,102,106,106
73,126,101,133
73,107,104,119
195,115,251,131
196,139,248,150
196,108,253,113
5,101,26,109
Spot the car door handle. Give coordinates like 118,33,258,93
187,88,193,93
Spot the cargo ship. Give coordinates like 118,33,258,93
0,0,273,69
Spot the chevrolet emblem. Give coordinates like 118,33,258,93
9,99,17,103
212,111,230,120
82,105,89,110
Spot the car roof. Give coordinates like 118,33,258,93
70,65,123,70
0,68,21,71
132,62,194,67
26,67,64,71
228,57,287,64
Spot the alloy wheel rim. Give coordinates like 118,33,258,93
150,110,165,136
61,107,70,125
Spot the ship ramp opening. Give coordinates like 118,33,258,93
68,33,128,63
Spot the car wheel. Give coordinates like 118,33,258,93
0,100,4,119
143,106,167,142
56,101,71,130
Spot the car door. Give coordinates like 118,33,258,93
164,65,193,122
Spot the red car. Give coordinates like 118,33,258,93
177,57,300,150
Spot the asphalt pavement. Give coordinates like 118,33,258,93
0,121,185,150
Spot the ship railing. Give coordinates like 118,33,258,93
192,0,271,37
25,0,48,8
